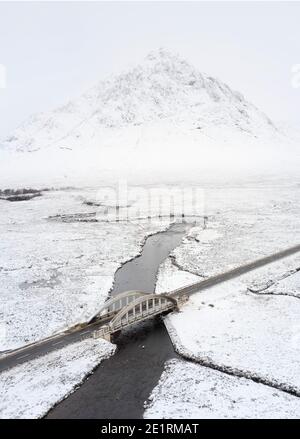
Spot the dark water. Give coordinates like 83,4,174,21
112,222,190,295
47,222,189,419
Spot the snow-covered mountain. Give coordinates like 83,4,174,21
0,49,298,187
2,49,277,153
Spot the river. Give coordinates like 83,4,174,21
47,222,190,419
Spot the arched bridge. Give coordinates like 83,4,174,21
91,291,187,341
1,243,300,373
90,290,146,322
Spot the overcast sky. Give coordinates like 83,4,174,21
0,1,299,138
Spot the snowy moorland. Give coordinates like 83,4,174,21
0,188,169,351
163,274,300,393
0,338,115,419
144,359,300,419
151,183,300,416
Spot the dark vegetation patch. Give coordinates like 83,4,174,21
0,188,50,202
4,193,42,202
48,212,98,223
83,200,103,207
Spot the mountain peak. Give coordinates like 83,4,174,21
2,50,277,152
142,48,199,82
145,47,186,64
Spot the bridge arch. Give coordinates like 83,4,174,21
90,290,147,322
108,294,178,333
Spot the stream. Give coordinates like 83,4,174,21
47,222,191,419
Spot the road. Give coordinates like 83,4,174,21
0,318,111,373
170,243,300,298
1,243,300,373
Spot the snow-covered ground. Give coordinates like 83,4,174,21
0,338,115,419
170,183,300,278
1,120,298,189
163,275,300,394
1,181,300,419
152,182,300,416
144,359,300,419
0,188,169,351
249,268,300,299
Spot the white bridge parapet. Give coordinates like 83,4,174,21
92,291,183,342
90,290,146,323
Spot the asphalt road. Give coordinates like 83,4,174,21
1,243,299,373
171,243,300,297
0,318,111,373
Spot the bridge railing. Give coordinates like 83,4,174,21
108,294,178,333
89,290,146,323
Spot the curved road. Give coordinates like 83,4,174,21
1,243,300,373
